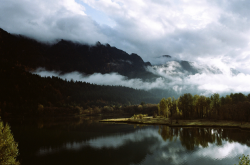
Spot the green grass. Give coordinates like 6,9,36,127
100,116,250,130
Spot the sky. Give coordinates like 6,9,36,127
1,0,250,73
2,0,250,95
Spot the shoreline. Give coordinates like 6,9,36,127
100,116,250,130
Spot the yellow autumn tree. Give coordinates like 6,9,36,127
0,118,19,165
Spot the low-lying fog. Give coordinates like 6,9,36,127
33,58,250,97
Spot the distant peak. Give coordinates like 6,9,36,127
145,62,152,66
57,39,71,44
96,41,101,46
162,55,171,58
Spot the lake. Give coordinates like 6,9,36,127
4,116,250,165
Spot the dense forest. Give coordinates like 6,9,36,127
0,60,160,116
158,93,250,121
0,28,163,116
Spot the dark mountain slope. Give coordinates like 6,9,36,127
0,28,157,80
0,60,160,115
0,28,160,115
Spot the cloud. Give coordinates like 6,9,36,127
195,142,248,160
34,68,167,90
2,0,250,74
0,0,108,44
33,57,250,96
3,0,250,95
147,59,250,95
80,0,250,71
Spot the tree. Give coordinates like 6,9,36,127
157,103,161,116
231,93,246,104
225,95,232,105
197,96,206,118
241,101,250,122
171,97,181,123
166,97,172,117
206,97,211,119
0,118,19,165
235,154,250,165
158,98,169,118
193,94,200,118
211,93,220,119
220,96,226,106
247,94,250,102
179,93,193,119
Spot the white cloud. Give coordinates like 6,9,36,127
3,0,250,90
34,55,250,95
78,0,250,74
2,0,250,74
0,0,108,44
34,68,167,90
148,59,250,94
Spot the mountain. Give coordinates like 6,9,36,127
0,28,161,115
0,28,157,80
1,27,242,105
149,59,238,77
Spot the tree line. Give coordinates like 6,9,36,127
158,93,250,121
0,60,160,116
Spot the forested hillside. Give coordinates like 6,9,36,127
0,60,160,116
0,28,161,116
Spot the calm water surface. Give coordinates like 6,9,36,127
4,116,250,165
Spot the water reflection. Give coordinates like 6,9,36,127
5,117,250,165
36,126,250,165
38,128,163,155
158,126,250,150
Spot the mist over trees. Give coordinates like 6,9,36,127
0,60,160,116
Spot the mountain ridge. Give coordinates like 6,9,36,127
0,28,157,80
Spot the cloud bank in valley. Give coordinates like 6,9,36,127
34,57,250,96
34,68,167,91
147,58,250,95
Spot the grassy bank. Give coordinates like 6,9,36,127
100,116,250,130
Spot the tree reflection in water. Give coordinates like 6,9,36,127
158,126,250,150
6,116,250,165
